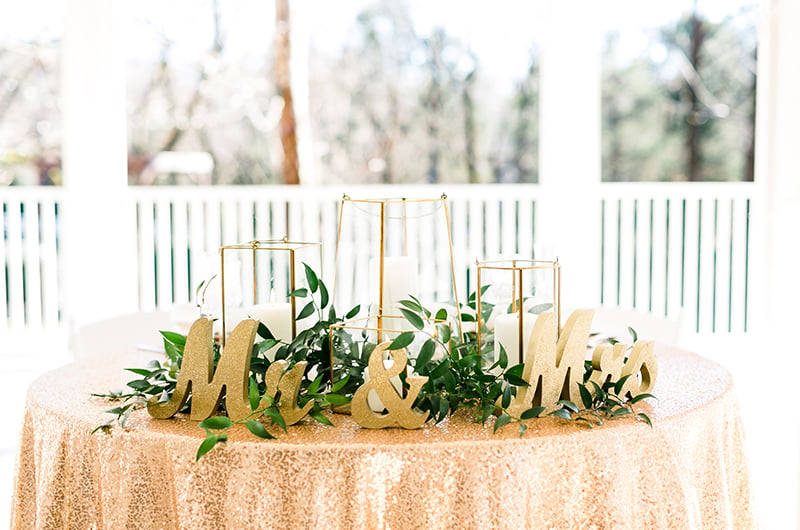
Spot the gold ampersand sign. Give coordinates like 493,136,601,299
351,342,429,429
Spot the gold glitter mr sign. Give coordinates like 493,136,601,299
147,318,311,424
351,342,429,429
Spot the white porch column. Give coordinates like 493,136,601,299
752,0,800,527
61,0,138,328
537,1,603,310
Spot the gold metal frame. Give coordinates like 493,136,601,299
332,194,463,342
475,258,561,365
219,237,322,345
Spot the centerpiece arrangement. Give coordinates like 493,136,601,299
94,194,656,461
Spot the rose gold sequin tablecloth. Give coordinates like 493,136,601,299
11,348,753,530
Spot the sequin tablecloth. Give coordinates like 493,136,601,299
11,347,753,529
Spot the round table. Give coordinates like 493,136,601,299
11,347,753,529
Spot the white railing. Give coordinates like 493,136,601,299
1,182,758,341
1,188,63,335
598,183,756,333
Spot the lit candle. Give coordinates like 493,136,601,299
249,302,293,361
494,312,535,366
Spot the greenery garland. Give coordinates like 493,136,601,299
93,264,653,461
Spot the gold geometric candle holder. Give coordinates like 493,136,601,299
331,194,462,342
219,238,322,347
476,259,560,367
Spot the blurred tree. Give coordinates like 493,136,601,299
491,47,540,184
275,0,299,185
602,5,757,182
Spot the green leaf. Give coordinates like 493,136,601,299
125,367,153,377
198,416,232,430
501,384,512,409
438,395,449,422
504,373,530,387
319,280,330,309
529,303,553,315
481,402,495,424
579,384,594,409
519,423,527,437
304,263,319,293
249,377,260,411
331,374,350,393
288,288,308,298
549,408,573,420
520,406,546,420
589,380,606,402
628,326,638,343
324,394,350,406
630,393,656,404
399,308,425,331
613,374,633,395
493,413,512,433
438,323,451,343
498,345,508,370
557,400,580,413
505,363,525,379
163,340,181,363
607,338,619,346
196,435,220,461
127,379,151,391
458,354,481,370
310,410,334,426
388,332,415,350
307,374,323,396
610,407,632,418
434,308,448,321
345,305,361,319
245,419,275,439
160,330,187,347
398,299,424,313
575,417,595,428
297,301,316,320
415,340,436,370
637,412,653,428
257,323,275,340
263,407,287,432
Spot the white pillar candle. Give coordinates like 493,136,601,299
369,256,419,317
494,313,536,367
249,302,293,361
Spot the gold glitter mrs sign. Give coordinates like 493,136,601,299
503,309,658,417
147,318,312,423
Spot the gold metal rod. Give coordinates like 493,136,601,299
220,248,227,346
402,197,408,256
476,261,482,357
252,242,257,304
556,261,561,337
378,201,386,343
290,248,297,338
443,198,463,339
332,196,347,308
517,267,524,365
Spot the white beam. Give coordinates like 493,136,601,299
751,0,800,527
61,0,138,329
537,0,602,310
